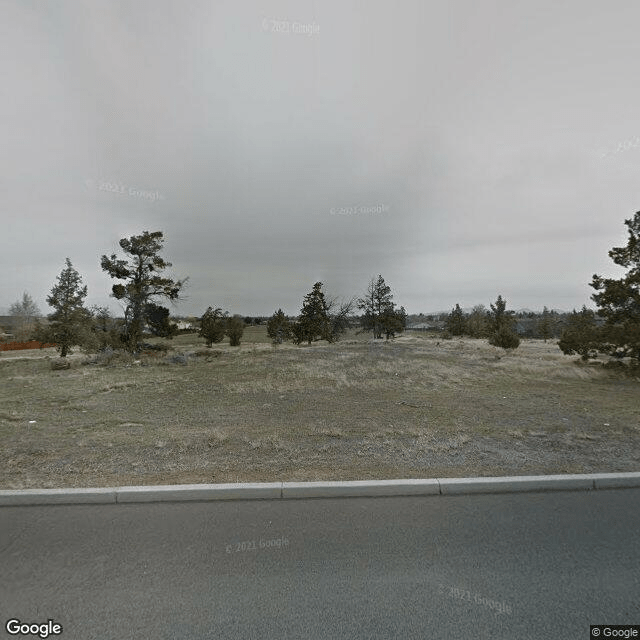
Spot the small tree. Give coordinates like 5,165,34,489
46,259,92,357
358,275,394,339
326,295,356,342
9,292,41,342
267,309,293,344
466,304,490,338
488,295,520,349
489,295,515,333
144,302,178,339
225,314,245,346
200,307,227,347
84,305,122,352
101,231,186,353
536,306,554,342
380,304,407,339
292,282,332,345
31,318,53,347
445,304,466,336
490,325,521,349
558,306,600,361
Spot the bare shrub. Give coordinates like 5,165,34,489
50,358,71,371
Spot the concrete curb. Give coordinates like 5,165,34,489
1,472,639,506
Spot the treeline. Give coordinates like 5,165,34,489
3,209,640,369
3,232,407,357
440,304,589,341
442,210,640,368
2,232,187,357
263,276,406,346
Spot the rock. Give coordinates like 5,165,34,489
51,358,71,370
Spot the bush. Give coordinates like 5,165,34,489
225,315,245,347
267,309,293,344
193,349,223,359
489,326,520,350
51,358,71,370
558,306,600,361
165,353,188,365
139,342,168,354
82,347,134,367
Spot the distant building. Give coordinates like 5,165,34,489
406,322,441,331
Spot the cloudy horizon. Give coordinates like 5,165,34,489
2,0,640,319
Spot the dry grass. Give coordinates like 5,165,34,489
0,330,639,488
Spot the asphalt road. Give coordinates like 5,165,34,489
2,489,639,639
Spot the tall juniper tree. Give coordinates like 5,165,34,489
445,304,466,336
590,210,640,365
488,295,520,349
46,258,91,357
292,282,333,345
536,306,554,342
101,231,186,353
358,275,395,339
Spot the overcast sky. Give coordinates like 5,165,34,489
2,0,640,318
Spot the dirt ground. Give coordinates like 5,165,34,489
1,330,639,489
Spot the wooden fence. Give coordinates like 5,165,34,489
0,340,57,351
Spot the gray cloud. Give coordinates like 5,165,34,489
2,0,639,317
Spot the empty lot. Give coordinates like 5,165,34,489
1,329,639,488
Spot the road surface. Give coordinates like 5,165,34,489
2,488,639,639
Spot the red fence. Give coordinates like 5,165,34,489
0,341,57,351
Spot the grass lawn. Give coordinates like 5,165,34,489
1,329,639,488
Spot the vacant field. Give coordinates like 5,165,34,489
1,329,639,489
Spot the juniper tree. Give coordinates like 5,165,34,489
380,304,407,339
200,307,227,347
85,305,122,352
488,295,520,349
489,295,514,332
445,304,466,336
357,275,397,339
225,314,245,346
100,231,186,353
465,304,490,338
590,210,640,364
558,306,600,361
536,306,554,342
267,309,293,344
144,302,178,339
292,282,333,345
46,259,91,357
